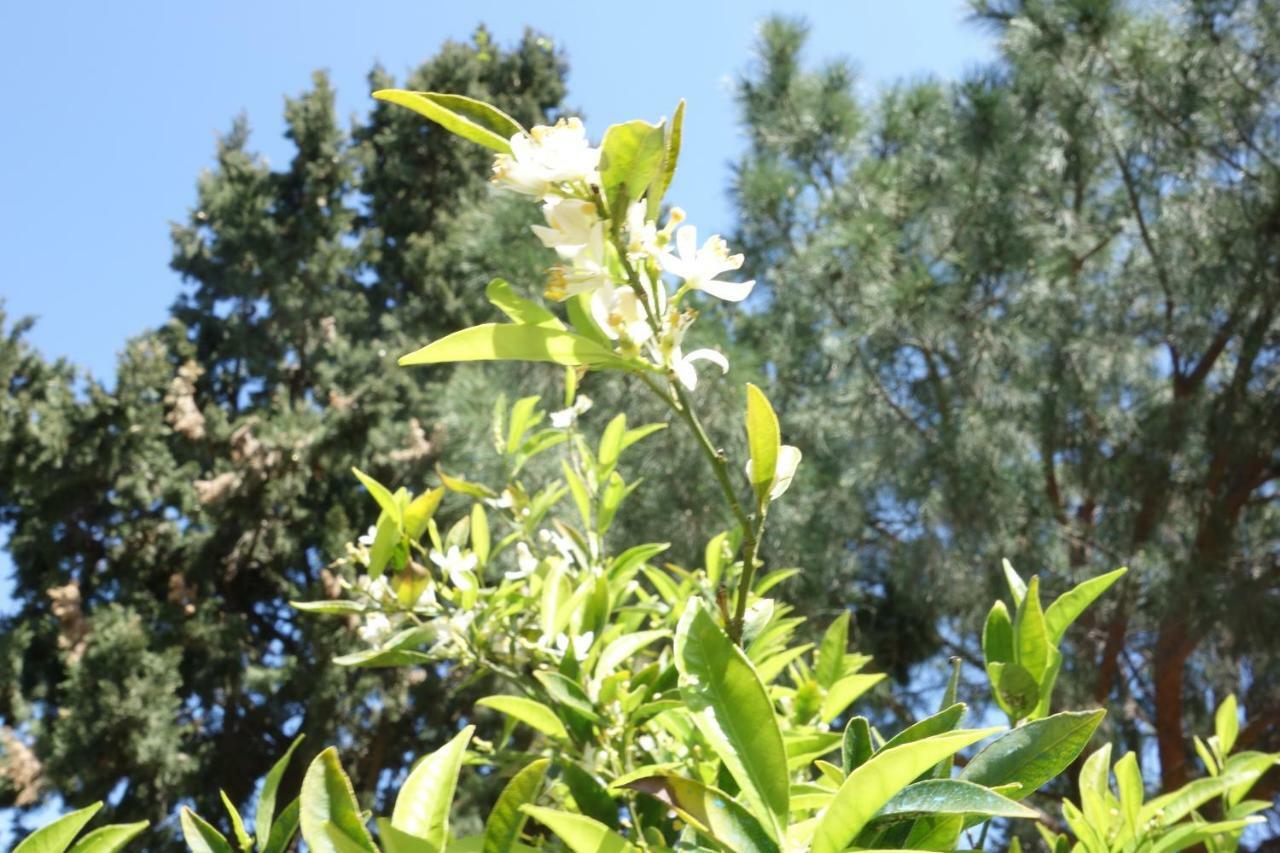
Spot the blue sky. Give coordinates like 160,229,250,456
0,1,991,842
0,0,993,382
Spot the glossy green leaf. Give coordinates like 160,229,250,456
519,806,635,853
255,735,305,848
874,779,1037,822
880,703,967,753
1014,576,1050,682
815,611,850,689
982,601,1014,666
623,774,778,853
810,727,999,853
1114,751,1143,832
486,279,563,330
17,804,104,853
1001,559,1027,605
1150,818,1263,853
400,324,626,369
482,759,549,853
220,790,253,852
262,800,300,853
559,762,617,829
352,467,401,527
1043,567,1126,643
1079,743,1112,828
66,821,148,853
1139,771,1257,827
372,90,520,153
959,709,1105,799
594,630,669,682
477,695,569,740
819,673,885,723
1215,694,1239,755
647,99,685,219
299,748,378,853
179,808,233,853
393,726,474,848
991,662,1040,722
599,119,666,212
744,384,781,505
674,599,789,839
843,716,874,774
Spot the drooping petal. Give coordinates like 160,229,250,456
698,277,756,303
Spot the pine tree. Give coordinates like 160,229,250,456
0,28,567,843
733,1,1279,791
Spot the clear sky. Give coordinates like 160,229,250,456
0,2,991,841
0,0,994,382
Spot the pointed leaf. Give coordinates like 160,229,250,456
66,821,148,853
842,717,874,775
262,800,300,853
519,807,634,853
1215,694,1239,756
815,612,851,689
256,735,305,849
647,100,685,219
959,709,1105,799
372,90,520,153
476,696,569,740
17,804,104,853
299,748,378,853
180,809,233,853
880,704,967,753
220,791,253,852
873,779,1037,822
486,279,564,330
483,759,550,853
400,324,626,369
811,728,1000,853
1044,567,1127,643
623,774,778,853
674,599,789,839
745,384,780,505
599,119,665,212
393,726,474,848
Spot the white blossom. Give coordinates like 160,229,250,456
673,347,730,391
504,542,541,581
431,546,479,592
661,226,755,302
531,198,601,259
550,394,593,429
358,612,392,646
744,444,803,500
553,631,594,662
492,117,600,198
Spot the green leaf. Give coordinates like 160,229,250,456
66,821,148,853
476,695,569,740
959,709,1105,799
982,601,1014,666
880,703,967,753
990,662,1040,722
559,763,617,828
1114,750,1143,832
1215,694,1239,755
843,716,874,774
647,99,685,219
519,807,635,853
1150,818,1264,853
17,803,104,853
392,726,474,849
810,728,1000,853
745,383,781,505
180,809,233,853
1078,743,1112,828
376,819,433,853
594,630,669,682
674,599,789,839
299,747,378,853
1044,567,1127,643
533,670,601,724
819,673,885,723
486,279,564,330
598,414,627,468
1013,576,1050,682
262,800,300,853
1001,559,1027,605
256,735,305,849
400,324,626,369
815,611,850,689
404,488,446,540
599,119,666,212
506,396,543,455
290,600,366,616
1139,771,1258,827
873,779,1037,822
220,790,253,852
352,467,402,527
623,774,778,853
372,90,521,153
482,759,549,853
